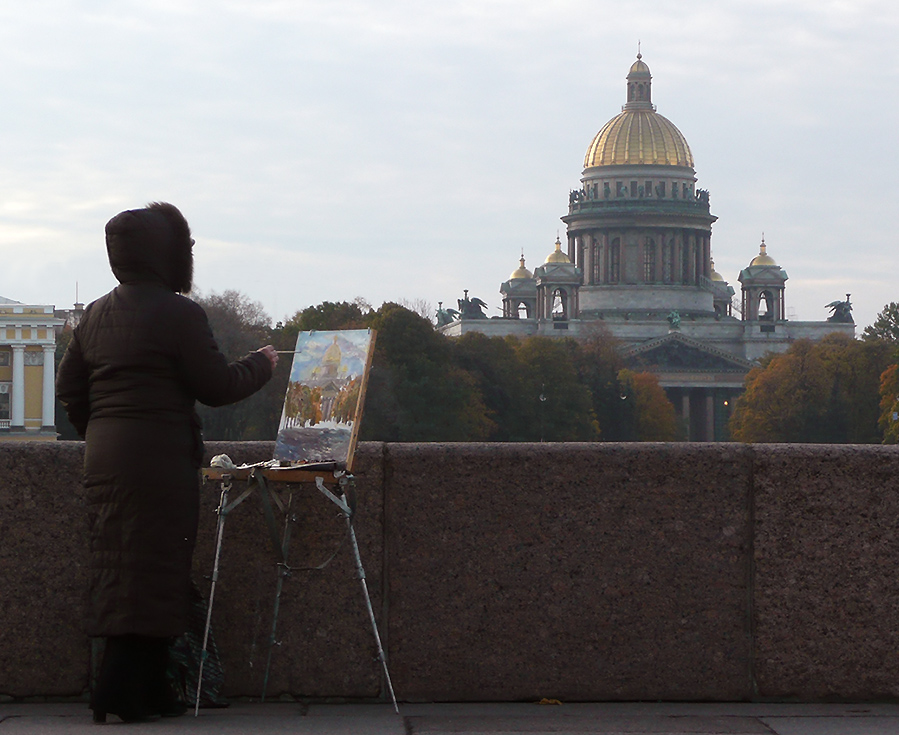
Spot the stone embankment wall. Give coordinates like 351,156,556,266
2,441,899,702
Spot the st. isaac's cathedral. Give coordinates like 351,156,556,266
438,54,855,441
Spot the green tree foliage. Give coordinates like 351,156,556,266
450,332,537,440
863,302,899,345
879,364,899,445
192,290,283,440
729,335,894,443
360,303,493,441
512,337,599,441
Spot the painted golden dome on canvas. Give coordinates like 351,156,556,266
583,54,694,169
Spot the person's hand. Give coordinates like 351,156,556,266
257,345,278,371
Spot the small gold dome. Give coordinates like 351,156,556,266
545,237,571,264
750,238,777,266
510,255,533,280
629,53,650,76
710,258,724,282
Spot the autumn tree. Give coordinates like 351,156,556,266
617,369,680,441
729,336,893,443
880,364,899,444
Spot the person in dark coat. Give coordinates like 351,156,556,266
56,202,277,723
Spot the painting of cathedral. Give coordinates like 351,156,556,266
274,329,376,467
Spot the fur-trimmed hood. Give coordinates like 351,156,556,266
105,203,193,293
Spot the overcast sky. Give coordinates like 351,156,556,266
1,0,896,331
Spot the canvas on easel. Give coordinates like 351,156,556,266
273,329,376,470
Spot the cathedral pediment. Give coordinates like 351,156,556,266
623,331,754,373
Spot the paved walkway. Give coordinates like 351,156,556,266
2,702,899,734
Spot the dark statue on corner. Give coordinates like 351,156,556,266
825,294,854,324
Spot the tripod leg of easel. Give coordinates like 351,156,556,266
345,515,399,714
261,491,294,703
195,478,231,717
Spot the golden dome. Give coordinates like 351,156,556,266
584,55,694,169
510,255,533,280
750,237,777,266
710,258,724,282
584,110,694,168
545,237,571,264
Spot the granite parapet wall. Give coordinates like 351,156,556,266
1,441,898,702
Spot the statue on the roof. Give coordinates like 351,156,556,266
826,294,854,324
458,290,488,320
436,302,460,326
667,310,681,330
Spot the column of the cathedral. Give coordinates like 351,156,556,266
583,236,593,285
681,392,691,440
42,345,55,430
11,345,25,430
705,392,715,442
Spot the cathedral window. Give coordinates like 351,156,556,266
643,240,656,282
662,241,673,282
645,180,652,197
603,182,611,199
630,181,638,198
671,183,678,199
591,183,597,199
657,181,666,198
552,289,568,320
682,244,690,284
616,181,625,197
683,183,689,199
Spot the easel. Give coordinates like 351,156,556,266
197,464,398,714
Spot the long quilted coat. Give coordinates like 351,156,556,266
56,206,272,638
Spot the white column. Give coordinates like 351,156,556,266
11,345,25,429
42,345,55,430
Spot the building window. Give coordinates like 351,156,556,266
609,239,620,283
645,180,652,197
643,239,657,282
630,181,638,198
23,351,44,366
603,182,611,199
657,181,666,198
683,183,689,199
0,383,9,422
671,183,678,199
662,241,673,282
616,181,625,197
0,351,9,367
591,183,597,199
682,243,691,284
552,289,568,321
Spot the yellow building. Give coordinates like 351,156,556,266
0,296,64,440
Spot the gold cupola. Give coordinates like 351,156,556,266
509,254,533,280
749,236,777,266
710,258,724,282
583,54,694,168
545,237,571,264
